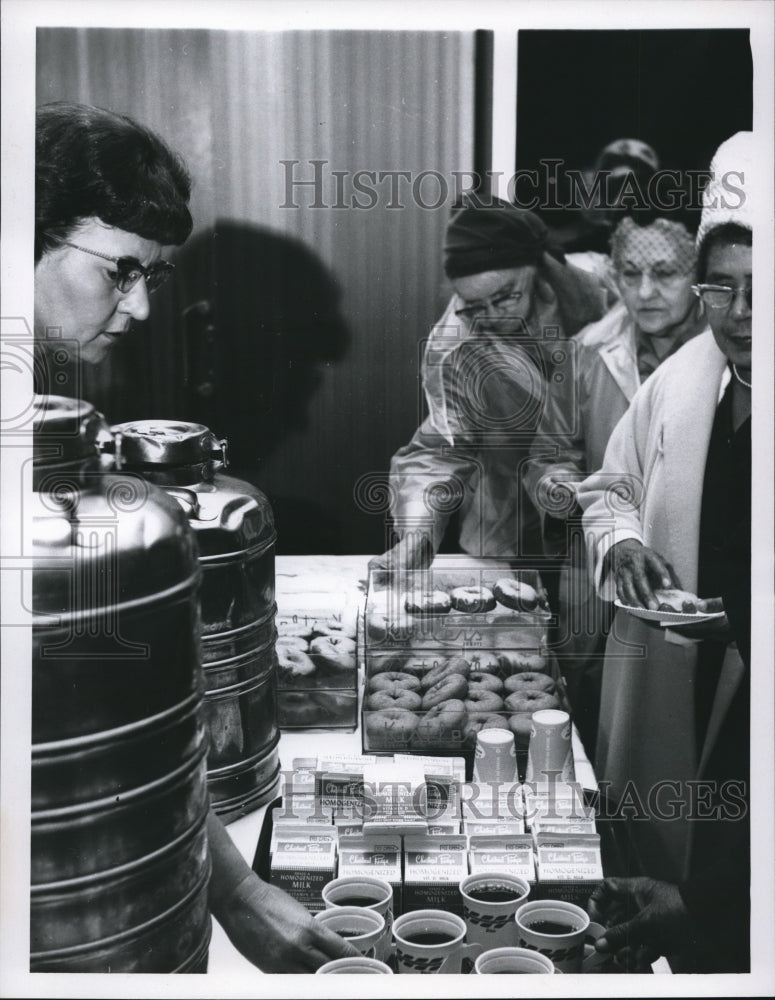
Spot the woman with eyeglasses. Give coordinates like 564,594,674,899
369,196,605,582
523,214,706,755
33,102,358,974
575,132,753,973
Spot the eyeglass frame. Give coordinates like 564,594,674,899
691,283,753,310
454,287,526,321
45,235,175,293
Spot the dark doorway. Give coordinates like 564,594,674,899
515,29,753,246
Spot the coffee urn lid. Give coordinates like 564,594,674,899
32,394,112,465
110,419,225,468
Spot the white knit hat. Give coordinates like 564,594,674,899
696,131,755,248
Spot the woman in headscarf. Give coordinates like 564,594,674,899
524,213,707,755
370,196,605,579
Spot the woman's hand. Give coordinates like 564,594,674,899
606,538,680,610
217,872,359,974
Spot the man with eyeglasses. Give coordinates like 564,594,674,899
577,132,753,973
33,101,357,974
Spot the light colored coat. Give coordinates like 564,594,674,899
576,330,745,882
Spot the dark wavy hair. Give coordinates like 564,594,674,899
36,102,193,262
697,222,752,281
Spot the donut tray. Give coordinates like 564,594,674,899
275,609,359,732
365,557,552,649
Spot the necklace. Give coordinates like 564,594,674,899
731,364,752,389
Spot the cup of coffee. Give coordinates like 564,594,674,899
392,909,481,974
322,875,394,963
313,905,385,958
459,872,530,951
474,946,556,974
514,899,605,973
316,956,393,974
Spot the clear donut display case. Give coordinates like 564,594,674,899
362,556,571,760
275,608,360,732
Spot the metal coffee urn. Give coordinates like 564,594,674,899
31,396,212,973
111,419,282,823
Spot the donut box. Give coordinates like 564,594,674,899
362,558,569,763
275,608,360,731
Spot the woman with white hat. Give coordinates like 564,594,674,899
578,131,753,973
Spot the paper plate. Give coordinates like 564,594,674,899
614,599,725,627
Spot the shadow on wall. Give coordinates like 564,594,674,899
174,220,351,554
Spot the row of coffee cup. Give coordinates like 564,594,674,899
314,871,607,974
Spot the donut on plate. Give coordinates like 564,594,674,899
504,690,559,714
403,590,451,616
493,578,539,612
652,588,701,614
367,686,422,711
449,585,496,614
415,699,467,743
422,655,470,691
365,708,420,749
504,671,556,695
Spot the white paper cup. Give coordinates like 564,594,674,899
514,899,605,973
313,905,385,959
473,728,518,783
459,872,530,951
316,956,393,974
474,946,556,974
322,875,394,963
392,909,481,974
525,709,575,784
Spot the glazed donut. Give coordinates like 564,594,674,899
653,588,700,614
276,646,317,681
508,713,534,749
493,578,539,612
275,634,309,652
403,590,451,616
422,656,470,690
367,686,422,711
468,651,502,675
504,690,559,714
365,708,420,749
464,688,504,714
422,673,468,709
309,635,356,673
368,671,422,693
449,586,496,614
504,671,556,695
468,672,504,694
415,699,467,743
497,649,548,675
